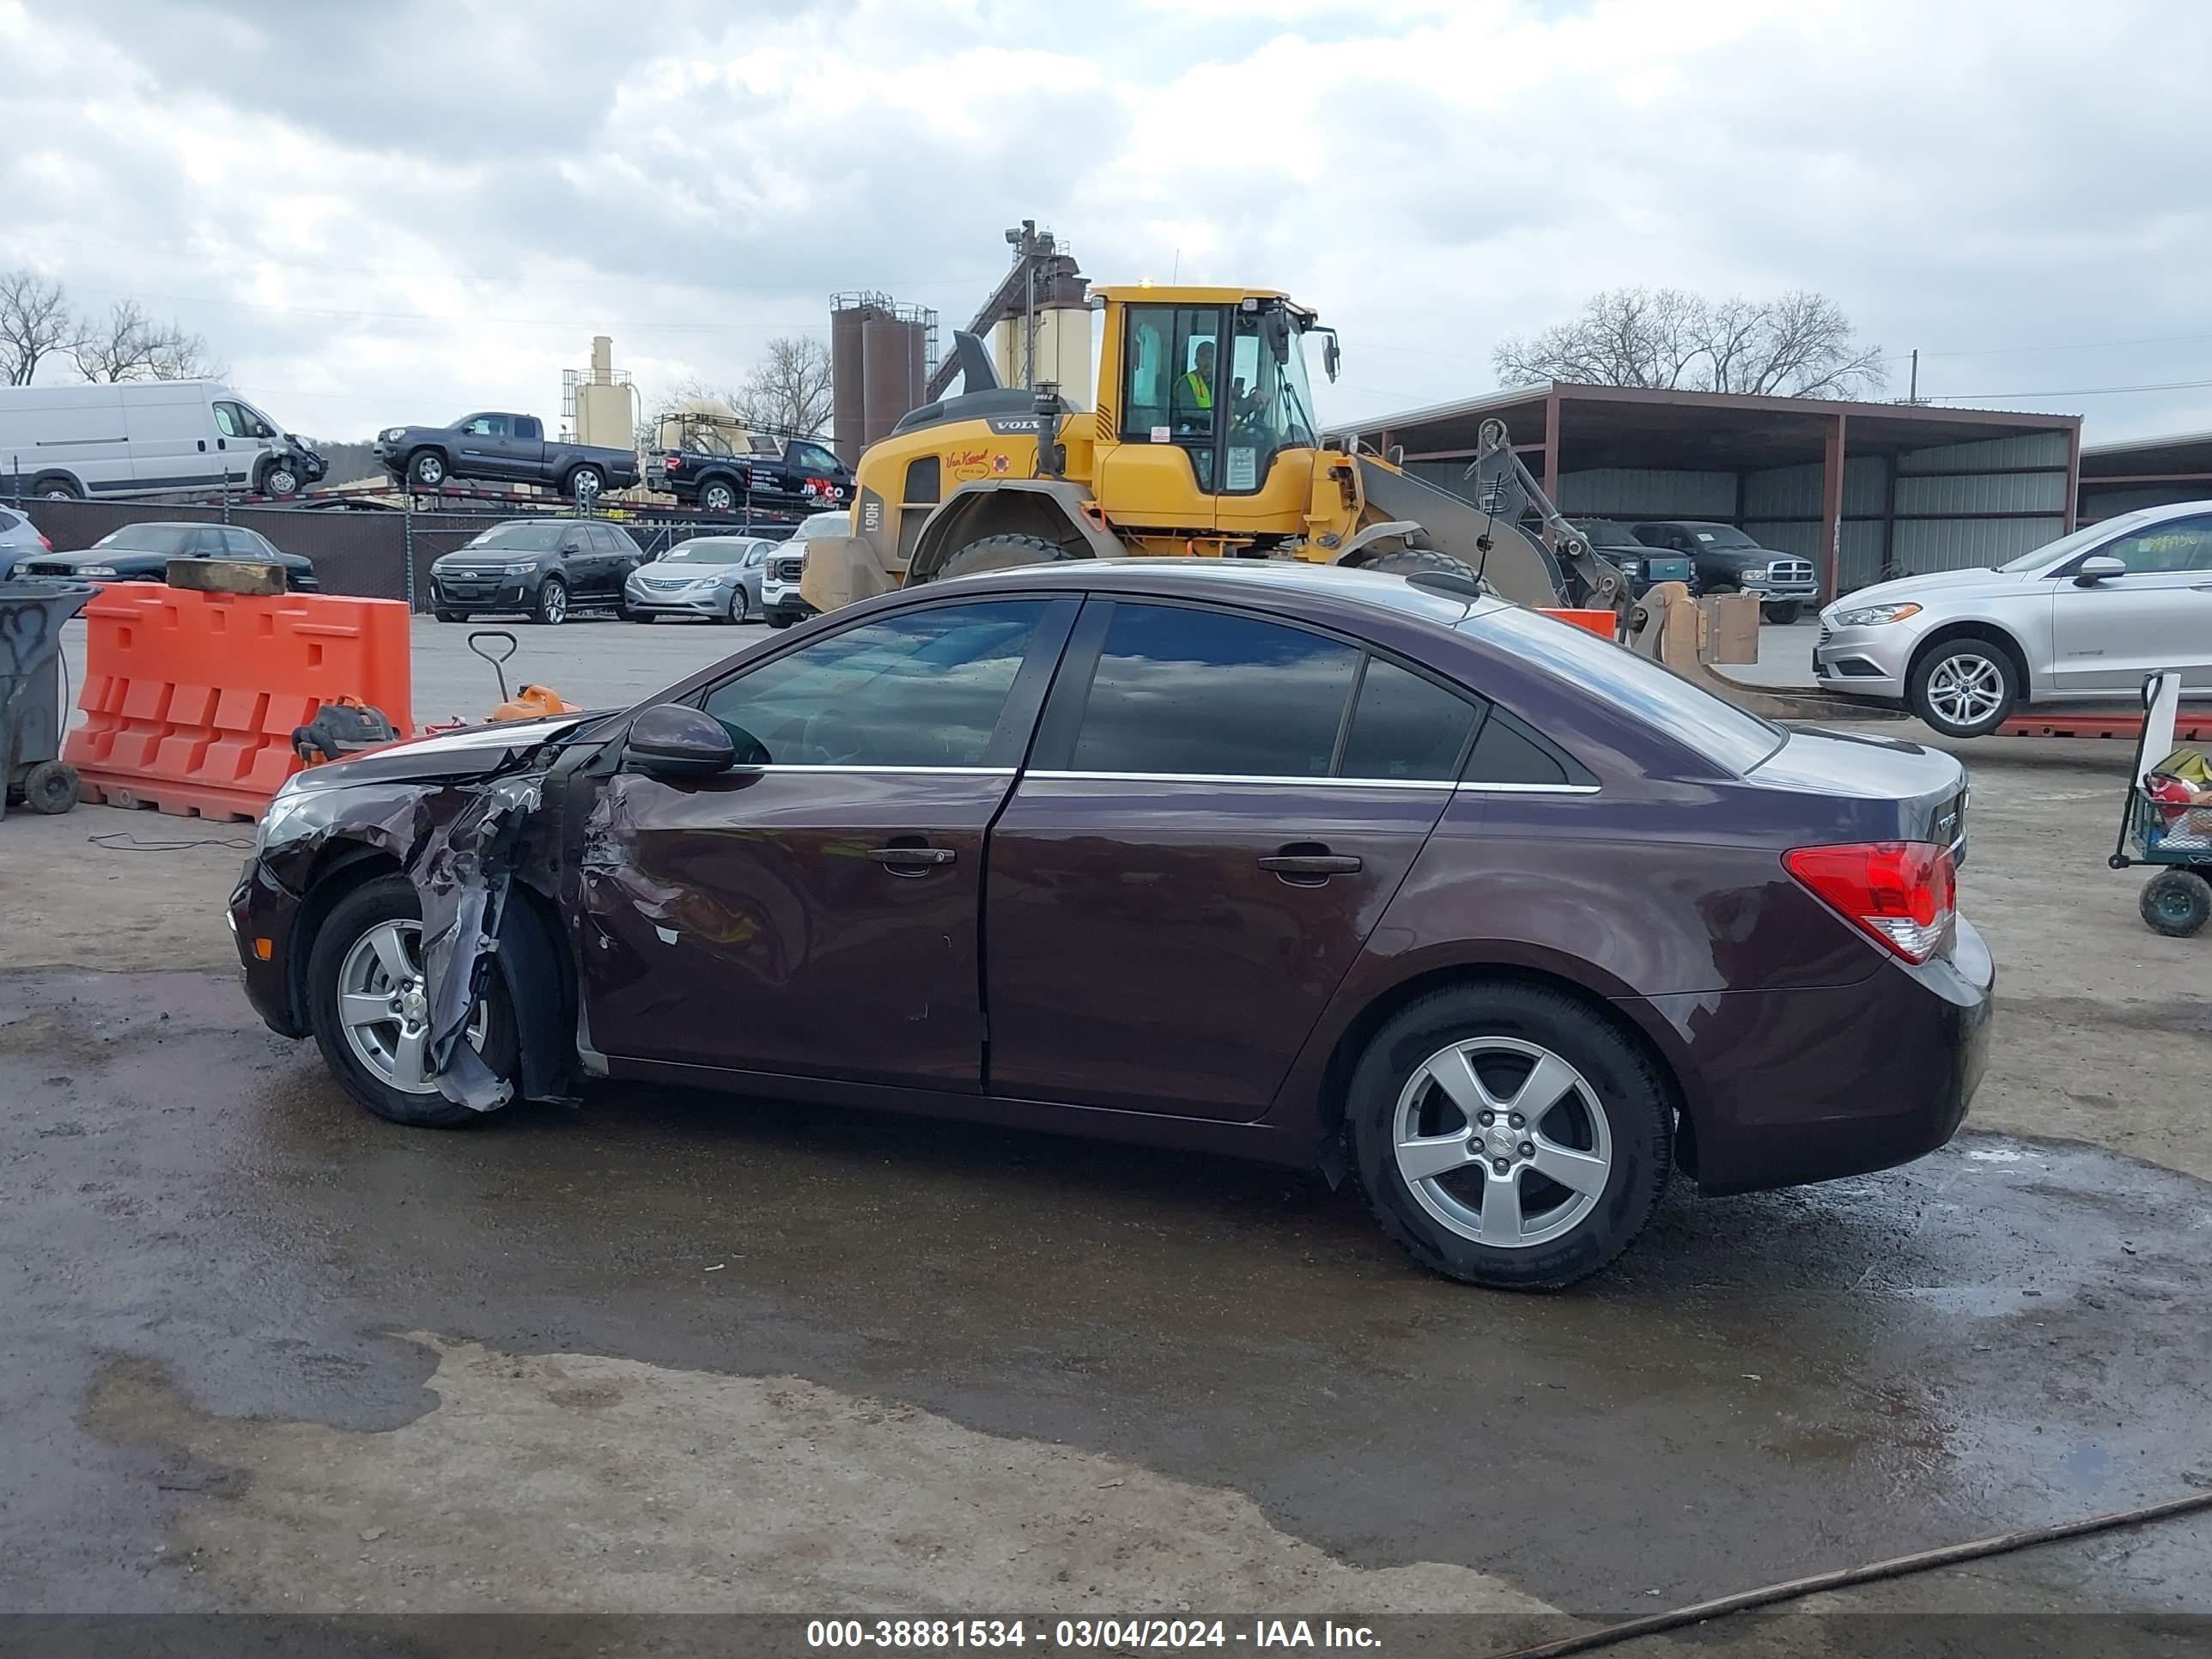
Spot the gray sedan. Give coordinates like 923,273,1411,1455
622,537,771,624
1814,501,2212,736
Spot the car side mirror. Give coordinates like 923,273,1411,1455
2075,555,2126,585
624,703,738,779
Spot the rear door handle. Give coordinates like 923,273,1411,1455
1258,852,1363,878
870,844,956,873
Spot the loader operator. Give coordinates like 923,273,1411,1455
1176,343,1218,425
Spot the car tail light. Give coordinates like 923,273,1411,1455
38,533,52,550
1784,841,1955,963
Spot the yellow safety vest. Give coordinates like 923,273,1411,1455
1182,370,1212,409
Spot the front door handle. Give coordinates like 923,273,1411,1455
1258,849,1363,882
870,844,956,874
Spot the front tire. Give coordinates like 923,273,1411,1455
1760,600,1803,624
1909,635,2019,738
305,875,516,1129
938,533,1085,580
766,612,797,630
1358,547,1486,589
408,451,447,489
261,461,302,497
434,608,468,623
722,586,749,624
2141,870,2212,938
533,576,568,626
1349,981,1672,1291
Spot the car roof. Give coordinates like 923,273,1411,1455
937,556,1500,629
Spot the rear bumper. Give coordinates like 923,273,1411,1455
1637,915,1994,1195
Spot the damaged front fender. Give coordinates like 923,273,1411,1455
254,745,580,1113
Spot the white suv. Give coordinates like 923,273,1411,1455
761,509,854,629
1814,502,2212,736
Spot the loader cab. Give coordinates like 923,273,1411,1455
1098,287,1323,537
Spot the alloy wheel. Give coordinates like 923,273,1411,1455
336,920,486,1095
541,582,568,623
1391,1036,1613,1249
1926,652,2006,727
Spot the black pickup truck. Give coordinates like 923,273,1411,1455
649,434,853,515
374,412,641,501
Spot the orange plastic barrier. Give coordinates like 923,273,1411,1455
64,585,412,820
1538,607,1620,640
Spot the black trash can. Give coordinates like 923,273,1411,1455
0,578,97,821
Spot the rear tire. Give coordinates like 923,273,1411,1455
767,613,796,629
1909,634,2020,738
701,479,739,515
2141,870,2212,938
305,875,517,1129
566,465,606,502
1358,547,1491,594
938,533,1085,581
18,760,79,815
33,475,82,500
1348,981,1672,1291
1760,600,1802,624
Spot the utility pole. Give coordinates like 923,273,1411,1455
1909,349,1918,404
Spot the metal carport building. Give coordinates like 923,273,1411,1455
1328,384,2081,599
2076,429,2212,523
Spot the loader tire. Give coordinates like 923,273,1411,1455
939,533,1085,581
1359,547,1488,591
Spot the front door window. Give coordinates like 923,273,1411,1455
701,601,1050,768
1119,304,1224,491
1220,308,1321,495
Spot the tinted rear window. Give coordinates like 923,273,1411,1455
1070,603,1359,778
1340,658,1477,781
1465,605,1784,775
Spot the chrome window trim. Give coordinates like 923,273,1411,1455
1021,769,1600,795
750,764,1014,776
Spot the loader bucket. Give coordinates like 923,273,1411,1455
798,535,899,615
1628,584,1909,723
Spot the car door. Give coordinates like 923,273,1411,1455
599,524,645,590
578,595,1078,1090
984,598,1472,1121
453,416,510,479
2048,514,2212,696
551,524,597,596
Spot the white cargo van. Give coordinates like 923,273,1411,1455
0,381,307,499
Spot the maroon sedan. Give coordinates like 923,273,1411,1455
231,561,1991,1290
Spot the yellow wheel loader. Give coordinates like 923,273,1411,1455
799,284,1876,722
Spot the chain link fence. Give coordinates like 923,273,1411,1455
13,496,799,612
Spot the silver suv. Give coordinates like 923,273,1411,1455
1814,502,2212,736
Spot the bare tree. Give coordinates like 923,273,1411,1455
0,269,75,386
70,298,223,383
732,336,833,435
1493,287,1886,399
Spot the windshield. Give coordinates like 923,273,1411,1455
465,523,566,550
664,539,752,564
1996,512,2157,573
793,511,851,540
1680,525,1759,550
1572,520,1647,549
95,526,195,554
1466,605,1785,775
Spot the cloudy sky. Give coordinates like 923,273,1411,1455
3,0,2207,446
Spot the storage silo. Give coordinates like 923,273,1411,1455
830,294,937,465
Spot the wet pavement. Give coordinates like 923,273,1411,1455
5,964,2209,1619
